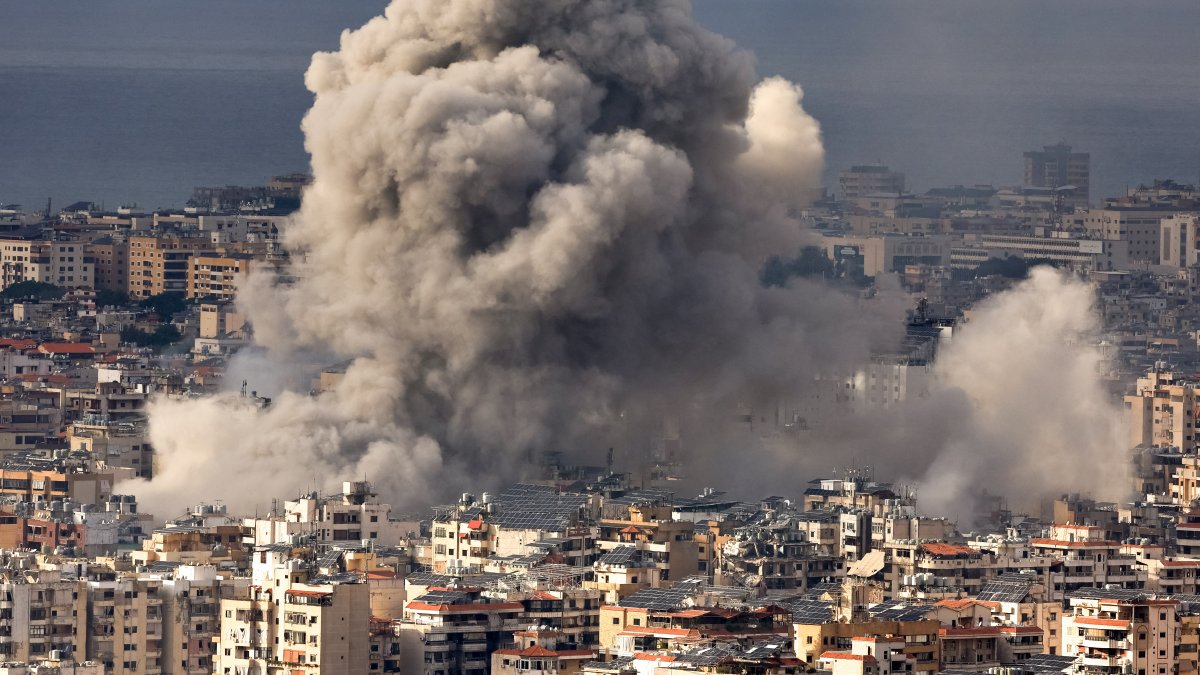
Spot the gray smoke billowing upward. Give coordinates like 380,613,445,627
782,268,1130,525
133,0,902,516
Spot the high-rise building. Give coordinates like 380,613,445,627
840,164,906,201
1023,143,1090,206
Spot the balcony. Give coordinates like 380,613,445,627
1081,654,1123,668
1081,638,1127,650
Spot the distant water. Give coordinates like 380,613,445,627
1,0,1198,210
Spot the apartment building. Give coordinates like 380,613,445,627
213,569,371,675
127,233,213,299
0,236,94,291
247,481,414,548
89,237,129,294
85,577,165,675
67,417,153,480
794,608,939,673
157,566,248,675
1024,143,1089,206
596,501,698,583
821,635,916,675
491,627,595,675
395,587,526,675
1159,213,1200,268
840,165,906,201
1083,206,1178,264
1125,366,1200,454
1062,589,1179,675
187,253,254,300
0,571,87,663
1030,525,1144,592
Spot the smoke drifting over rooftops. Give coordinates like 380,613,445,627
130,1,1125,523
130,0,884,516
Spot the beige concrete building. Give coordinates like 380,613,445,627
127,233,213,299
1062,593,1179,675
491,628,595,675
214,573,371,675
157,566,248,675
187,253,254,300
86,577,165,675
1083,207,1178,263
0,237,94,291
89,237,129,294
840,165,906,201
1160,213,1200,268
1125,366,1200,454
0,571,87,663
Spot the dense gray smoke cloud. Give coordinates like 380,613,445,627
774,268,1129,524
132,0,902,516
914,268,1129,520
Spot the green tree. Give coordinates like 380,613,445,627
120,324,182,348
95,289,130,307
0,281,65,301
139,292,187,319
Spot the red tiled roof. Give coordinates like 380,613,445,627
1073,617,1130,629
38,342,94,355
633,653,677,662
940,626,1003,637
936,599,979,610
920,543,977,557
0,339,36,350
286,589,331,598
821,652,878,663
406,600,524,613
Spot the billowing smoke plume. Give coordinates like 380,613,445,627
132,0,899,516
778,268,1129,523
913,268,1129,519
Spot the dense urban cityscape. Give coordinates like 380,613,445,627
0,141,1195,674
5,1,1200,675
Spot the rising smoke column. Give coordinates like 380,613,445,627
790,268,1129,522
913,267,1130,519
133,0,892,516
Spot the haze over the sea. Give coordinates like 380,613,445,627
1,0,1197,210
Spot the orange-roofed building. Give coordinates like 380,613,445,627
37,342,95,358
820,636,912,675
492,627,596,675
883,541,988,599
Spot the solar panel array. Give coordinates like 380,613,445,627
414,589,473,605
869,600,932,622
605,488,677,506
316,550,344,571
618,587,692,610
976,577,1033,603
675,647,737,665
786,599,834,624
491,485,589,531
1066,587,1149,602
597,546,640,566
406,572,457,587
1020,653,1079,673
